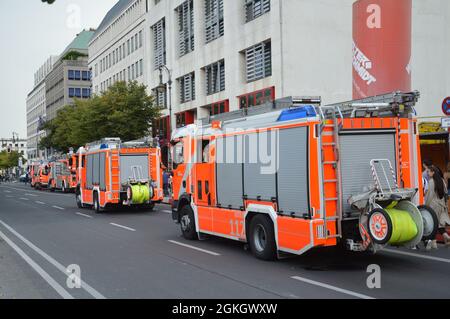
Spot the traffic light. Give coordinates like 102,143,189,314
41,0,56,4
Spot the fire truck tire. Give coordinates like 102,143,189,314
76,190,84,208
93,193,102,214
248,215,277,261
180,205,197,240
417,205,439,241
367,208,393,245
62,182,67,193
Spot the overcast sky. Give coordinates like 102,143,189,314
0,0,118,139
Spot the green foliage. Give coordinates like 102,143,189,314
39,81,160,152
61,50,88,61
0,151,23,169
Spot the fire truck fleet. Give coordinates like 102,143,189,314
25,91,441,261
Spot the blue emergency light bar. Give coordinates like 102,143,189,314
277,105,317,122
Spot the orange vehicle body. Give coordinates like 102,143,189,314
75,139,164,211
49,160,73,192
30,162,50,189
171,93,426,259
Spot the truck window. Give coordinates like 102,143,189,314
173,142,184,166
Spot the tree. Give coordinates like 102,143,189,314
40,81,160,152
0,151,24,170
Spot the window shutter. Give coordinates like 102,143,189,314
246,41,271,82
153,18,166,69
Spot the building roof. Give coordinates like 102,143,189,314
61,29,95,57
92,0,135,41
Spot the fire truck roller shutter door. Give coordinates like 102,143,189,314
99,153,106,191
119,155,149,184
216,135,244,210
340,133,396,212
243,131,277,201
277,126,309,217
93,153,100,186
86,154,93,189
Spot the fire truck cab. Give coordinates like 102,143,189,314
75,138,164,213
170,92,438,260
31,162,50,189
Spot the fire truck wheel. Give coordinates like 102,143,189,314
93,193,102,214
62,182,66,193
418,205,439,241
367,209,393,245
76,190,83,208
180,205,197,240
248,215,277,261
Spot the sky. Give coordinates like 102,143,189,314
0,0,118,139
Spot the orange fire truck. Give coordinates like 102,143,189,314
75,138,164,213
170,91,439,260
49,160,73,192
30,162,50,189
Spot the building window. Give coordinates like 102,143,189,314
178,72,195,103
205,100,229,116
245,40,272,82
95,64,98,77
205,0,224,43
177,0,195,57
204,59,225,95
140,59,144,76
127,39,131,55
68,88,75,97
131,64,135,80
82,71,90,81
135,34,139,50
139,30,143,48
239,86,275,109
176,111,195,128
68,70,75,80
245,0,270,22
82,88,91,98
153,18,166,70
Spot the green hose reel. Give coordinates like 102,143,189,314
127,183,153,205
385,208,418,245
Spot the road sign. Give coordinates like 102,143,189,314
442,97,450,116
442,117,450,129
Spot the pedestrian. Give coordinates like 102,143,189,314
444,162,450,195
422,159,433,193
425,165,450,250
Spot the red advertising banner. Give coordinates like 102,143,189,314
353,0,412,99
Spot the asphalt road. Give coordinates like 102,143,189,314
0,182,449,299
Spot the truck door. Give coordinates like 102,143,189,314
194,139,215,207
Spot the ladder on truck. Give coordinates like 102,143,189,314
318,106,343,240
317,90,421,241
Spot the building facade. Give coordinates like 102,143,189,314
46,30,95,122
0,138,27,158
26,56,57,161
89,0,147,95
91,0,449,140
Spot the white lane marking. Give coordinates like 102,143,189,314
0,185,72,197
162,210,172,214
25,193,38,197
52,206,65,210
383,248,450,264
0,229,73,299
20,197,30,201
168,240,221,256
4,190,11,193
0,220,105,299
76,212,93,219
36,201,46,205
291,276,374,300
6,195,13,198
110,223,136,232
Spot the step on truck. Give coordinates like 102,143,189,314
75,138,164,213
170,91,439,260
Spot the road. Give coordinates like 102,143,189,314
0,182,449,299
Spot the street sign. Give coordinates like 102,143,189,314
442,97,450,116
442,117,450,129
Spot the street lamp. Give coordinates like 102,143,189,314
156,65,173,170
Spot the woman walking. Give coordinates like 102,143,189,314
425,166,450,249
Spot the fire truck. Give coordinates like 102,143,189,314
170,91,439,260
75,138,164,213
49,160,72,192
30,162,50,189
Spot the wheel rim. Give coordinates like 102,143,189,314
253,224,267,252
181,214,191,232
94,198,98,210
420,208,434,237
369,212,389,241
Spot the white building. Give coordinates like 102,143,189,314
89,0,147,95
91,0,449,140
26,56,58,161
0,138,27,158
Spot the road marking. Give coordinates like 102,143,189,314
36,201,46,205
4,190,11,193
0,220,105,299
6,195,13,198
291,276,374,299
168,240,221,256
76,212,93,219
0,185,72,197
52,206,65,210
25,193,38,197
110,223,136,232
0,229,74,299
383,248,450,264
20,197,30,201
162,210,172,214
